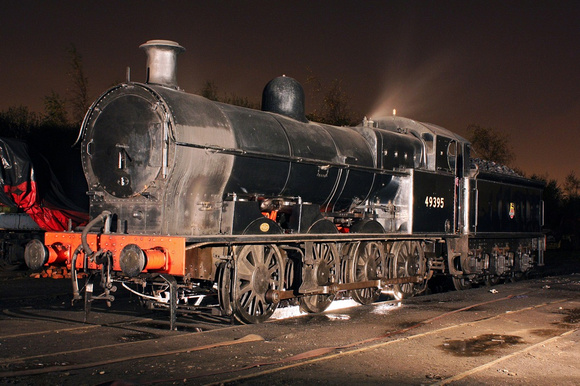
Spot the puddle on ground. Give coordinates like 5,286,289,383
551,307,580,328
117,331,160,342
440,334,524,357
396,320,423,330
529,328,564,338
562,308,580,324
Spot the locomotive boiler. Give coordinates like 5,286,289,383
24,40,545,326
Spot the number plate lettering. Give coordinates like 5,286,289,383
425,196,445,208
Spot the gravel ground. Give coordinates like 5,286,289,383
1,249,578,385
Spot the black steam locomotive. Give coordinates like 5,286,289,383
24,40,544,326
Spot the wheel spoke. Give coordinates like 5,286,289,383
254,244,265,264
237,252,255,280
239,290,254,310
323,245,332,264
268,264,278,278
238,281,252,296
250,297,259,315
264,248,273,267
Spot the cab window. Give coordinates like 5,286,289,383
436,136,456,173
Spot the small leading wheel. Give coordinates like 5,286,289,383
391,241,427,299
508,272,525,282
299,294,335,313
217,262,233,316
348,241,384,305
231,244,283,324
299,242,338,313
452,276,472,290
484,274,500,287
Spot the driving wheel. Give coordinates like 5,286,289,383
299,242,338,313
391,241,427,299
231,244,283,323
348,241,384,305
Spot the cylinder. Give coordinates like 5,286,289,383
144,249,167,271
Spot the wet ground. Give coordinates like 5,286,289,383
1,250,579,385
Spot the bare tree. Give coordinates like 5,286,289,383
0,106,41,139
200,81,219,101
563,171,580,199
221,94,259,109
199,80,259,109
305,76,358,126
320,79,356,126
467,124,515,166
43,90,68,127
67,44,90,124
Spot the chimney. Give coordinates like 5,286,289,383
139,40,185,88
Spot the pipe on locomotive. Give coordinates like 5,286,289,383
81,210,111,259
70,244,84,301
139,39,185,89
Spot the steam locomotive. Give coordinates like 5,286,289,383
24,40,544,326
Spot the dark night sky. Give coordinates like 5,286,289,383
1,1,578,182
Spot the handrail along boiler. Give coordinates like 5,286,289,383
24,40,545,325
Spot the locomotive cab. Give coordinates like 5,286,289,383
363,117,467,234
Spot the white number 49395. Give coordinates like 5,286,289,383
425,196,445,208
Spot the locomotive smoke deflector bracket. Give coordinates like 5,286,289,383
140,39,185,89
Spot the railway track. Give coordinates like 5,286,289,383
1,273,579,384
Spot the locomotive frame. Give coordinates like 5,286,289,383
25,40,545,327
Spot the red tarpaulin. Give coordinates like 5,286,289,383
0,138,88,231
